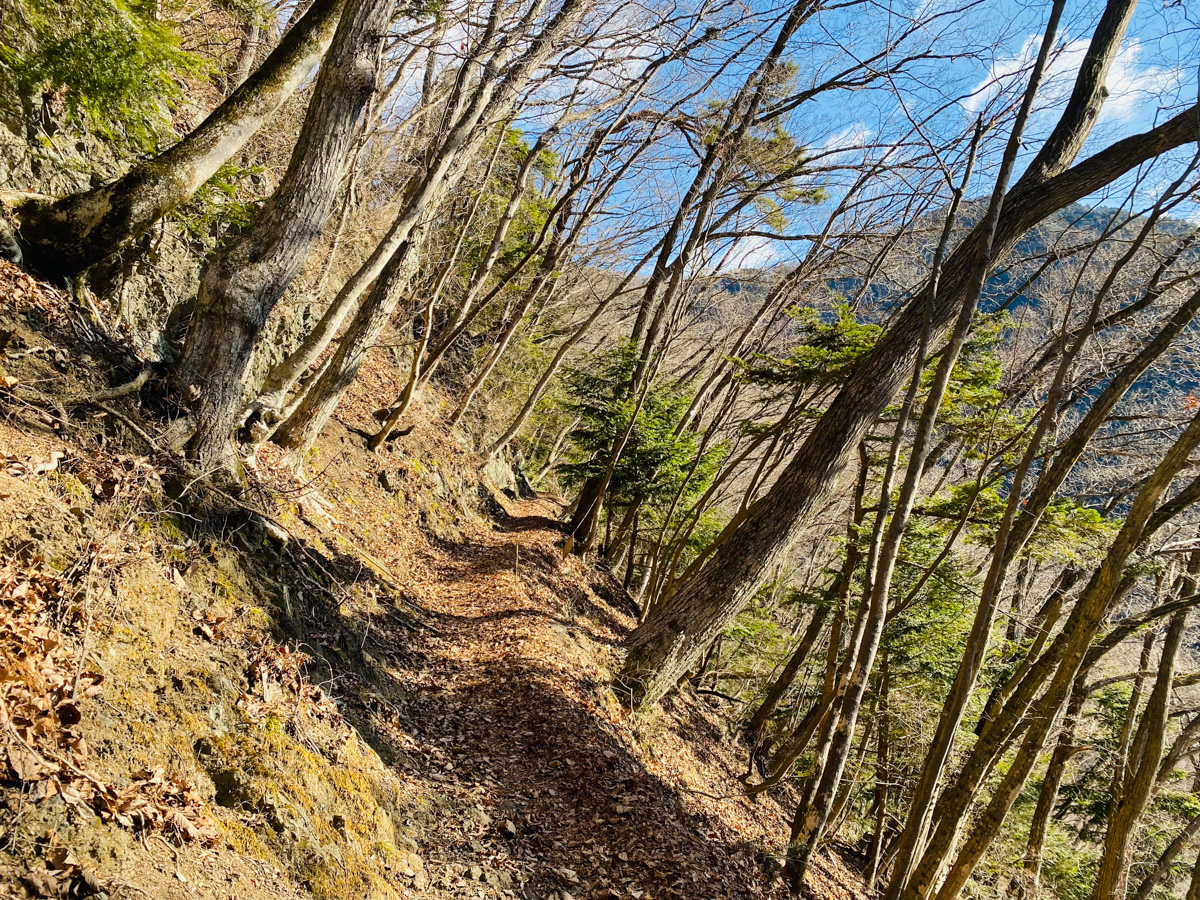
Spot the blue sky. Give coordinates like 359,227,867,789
558,0,1195,273
728,0,1200,270
372,0,1198,277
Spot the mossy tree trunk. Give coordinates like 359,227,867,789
12,0,346,280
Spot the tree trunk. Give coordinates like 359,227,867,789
1155,708,1200,789
606,497,643,565
1129,813,1200,900
226,21,264,94
12,0,346,279
442,167,579,435
1005,556,1033,644
367,138,510,449
271,0,590,460
446,274,558,430
1109,628,1157,795
536,416,580,483
1019,681,1087,898
485,271,628,459
624,510,639,591
827,706,876,835
254,118,501,421
170,0,393,469
271,228,424,462
566,475,606,548
977,567,1081,736
1185,844,1200,900
866,651,891,885
418,126,551,387
749,540,857,794
1091,609,1188,900
748,447,867,792
744,605,830,744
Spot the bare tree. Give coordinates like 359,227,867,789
271,0,598,463
617,0,1200,710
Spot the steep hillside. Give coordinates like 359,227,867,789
0,262,866,900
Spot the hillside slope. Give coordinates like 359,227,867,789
0,263,865,900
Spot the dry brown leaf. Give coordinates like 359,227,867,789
7,742,47,780
21,869,59,898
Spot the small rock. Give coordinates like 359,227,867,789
252,514,289,545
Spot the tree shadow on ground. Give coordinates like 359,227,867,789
1,266,790,900
498,513,566,533
351,621,780,900
195,505,785,900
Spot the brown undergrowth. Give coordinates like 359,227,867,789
0,261,867,900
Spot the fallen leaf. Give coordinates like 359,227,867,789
32,451,65,475
55,701,81,727
22,869,58,897
8,742,46,780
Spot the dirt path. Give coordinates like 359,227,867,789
344,492,794,900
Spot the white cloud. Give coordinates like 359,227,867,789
727,235,781,270
809,121,874,168
965,35,1183,127
821,122,873,152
